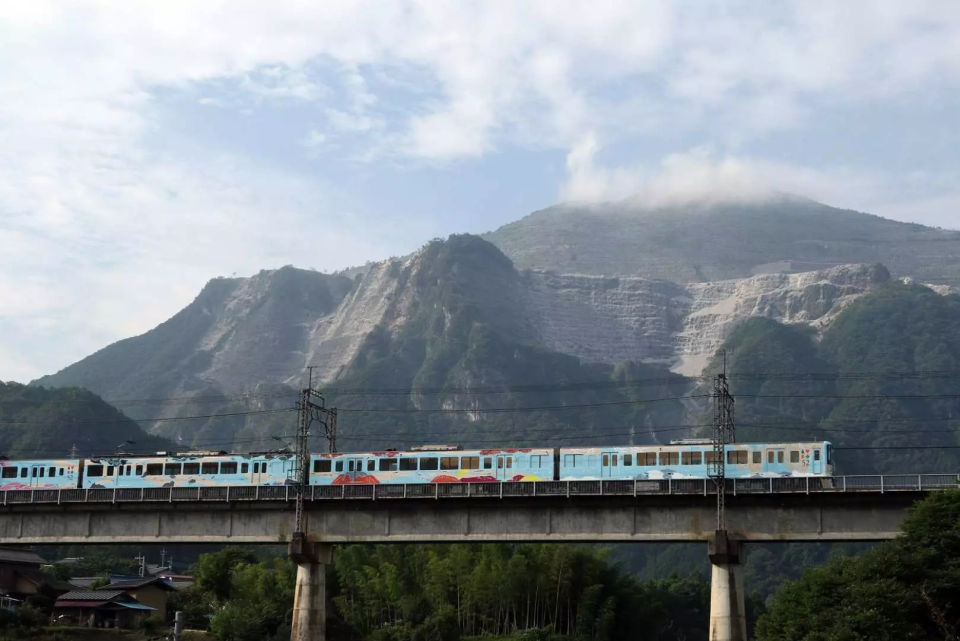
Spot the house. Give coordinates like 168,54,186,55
0,547,72,602
103,577,176,620
52,590,156,628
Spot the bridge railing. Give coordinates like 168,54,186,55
1,475,957,506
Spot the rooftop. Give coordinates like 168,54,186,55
0,547,46,565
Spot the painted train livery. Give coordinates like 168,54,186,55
0,440,833,491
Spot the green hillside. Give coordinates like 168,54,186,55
0,382,173,458
706,280,960,474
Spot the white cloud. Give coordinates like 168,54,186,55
561,134,882,209
2,1,960,381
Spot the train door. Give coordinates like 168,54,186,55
346,458,364,479
251,460,266,484
495,454,512,480
812,447,823,474
766,449,785,470
601,452,618,478
29,465,41,488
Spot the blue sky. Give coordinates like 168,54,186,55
2,1,960,382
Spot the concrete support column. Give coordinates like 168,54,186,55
708,530,746,641
289,534,333,641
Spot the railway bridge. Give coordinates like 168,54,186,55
0,474,956,641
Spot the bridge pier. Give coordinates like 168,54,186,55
708,530,746,641
289,534,333,641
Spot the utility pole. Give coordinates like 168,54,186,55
711,351,735,531
293,386,338,537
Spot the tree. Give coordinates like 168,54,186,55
756,491,960,641
192,546,258,602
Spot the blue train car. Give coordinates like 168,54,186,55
309,447,555,485
0,458,80,490
80,452,295,489
557,441,832,480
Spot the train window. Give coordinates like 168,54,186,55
61,468,66,476
48,467,56,477
726,451,747,465
705,452,717,465
2,467,17,479
107,466,116,477
612,455,618,466
814,450,821,461
639,453,656,466
184,463,201,475
221,463,238,474
146,464,163,476
462,457,480,470
87,465,104,477
32,468,38,478
379,459,398,472
164,463,181,476
20,468,27,478
399,458,418,471
483,457,492,469
602,454,609,466
767,451,774,464
777,452,784,464
497,457,504,469
660,452,679,466
440,457,459,470
241,463,249,474
313,460,331,473
253,463,260,474
563,454,579,468
334,461,344,472
126,466,132,475
624,454,633,466
201,463,218,474
790,451,800,463
681,452,702,465
135,465,143,476
39,468,45,478
421,458,439,471
752,452,761,464
506,457,513,469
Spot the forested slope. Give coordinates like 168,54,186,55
0,382,172,458
707,279,960,474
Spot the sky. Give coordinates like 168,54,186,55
2,1,960,382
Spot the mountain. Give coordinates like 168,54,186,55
33,233,898,451
484,195,960,287
707,279,960,475
0,382,173,458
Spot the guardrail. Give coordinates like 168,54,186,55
1,475,957,506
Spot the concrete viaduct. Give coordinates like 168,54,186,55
0,475,955,641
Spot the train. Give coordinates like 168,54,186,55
0,440,833,491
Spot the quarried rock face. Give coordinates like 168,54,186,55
36,236,893,404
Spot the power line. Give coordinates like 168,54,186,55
0,408,296,427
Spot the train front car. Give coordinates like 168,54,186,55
80,452,296,489
309,447,553,485
557,441,833,481
0,459,80,490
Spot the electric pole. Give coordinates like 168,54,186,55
293,385,338,537
711,351,735,531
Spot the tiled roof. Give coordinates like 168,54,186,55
0,547,45,565
57,590,125,602
107,577,176,591
14,568,74,592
